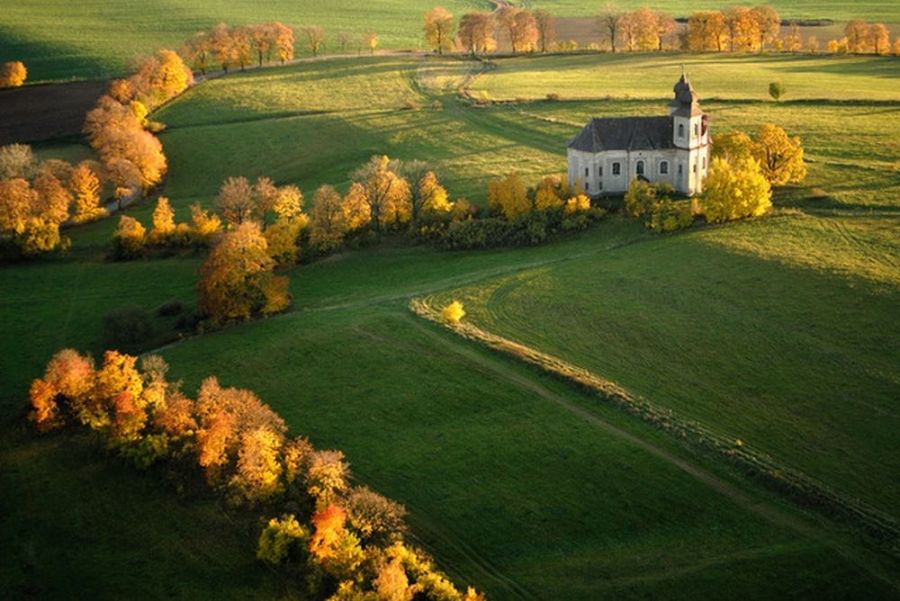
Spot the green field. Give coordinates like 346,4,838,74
2,50,900,599
4,1,900,82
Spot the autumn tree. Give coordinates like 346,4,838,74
309,184,347,251
712,130,755,163
338,31,353,53
442,300,465,324
807,35,820,53
844,20,871,53
112,215,147,258
687,11,727,52
257,515,309,565
214,176,255,225
724,7,758,52
306,449,350,506
302,26,326,57
210,23,238,72
232,27,254,71
417,171,452,217
365,32,379,55
197,221,291,322
497,7,538,53
230,426,285,503
0,178,37,234
351,155,413,231
488,174,531,219
0,61,27,88
345,485,407,544
32,171,71,225
183,31,213,75
458,13,496,56
751,6,780,52
0,143,36,179
149,196,176,244
869,23,890,54
534,174,566,211
130,49,193,108
653,11,676,51
273,22,296,63
532,10,556,53
702,157,771,222
752,123,806,185
341,182,372,232
424,7,455,55
598,6,623,53
273,185,304,219
785,21,802,53
265,213,307,267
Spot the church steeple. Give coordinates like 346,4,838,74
668,71,702,117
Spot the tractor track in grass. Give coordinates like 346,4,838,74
401,314,900,595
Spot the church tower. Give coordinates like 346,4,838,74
668,72,710,195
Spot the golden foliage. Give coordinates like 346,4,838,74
149,196,176,243
497,7,539,53
214,176,255,226
352,155,413,230
230,427,285,503
424,7,455,54
306,449,350,505
310,184,347,251
564,194,591,216
458,13,495,55
0,178,37,234
752,124,807,186
273,184,304,219
534,175,565,211
0,61,27,88
265,215,307,266
702,157,772,223
687,11,727,51
113,215,147,256
488,174,531,220
418,171,452,215
32,171,71,225
70,162,106,224
712,130,755,163
345,485,407,544
257,515,309,565
190,203,223,243
197,221,289,322
28,378,61,431
442,300,466,324
375,558,416,601
341,182,372,232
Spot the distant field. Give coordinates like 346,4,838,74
2,1,899,82
2,51,899,599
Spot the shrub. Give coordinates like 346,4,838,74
702,157,772,223
768,81,786,101
257,515,310,565
156,299,184,317
441,301,466,324
103,306,157,348
0,61,27,88
345,485,407,544
112,215,147,259
646,200,695,233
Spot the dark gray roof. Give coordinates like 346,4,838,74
669,73,703,117
568,116,674,152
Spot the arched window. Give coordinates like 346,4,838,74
636,160,645,176
678,123,684,138
612,162,621,176
660,161,669,175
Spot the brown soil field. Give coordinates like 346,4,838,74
0,80,106,145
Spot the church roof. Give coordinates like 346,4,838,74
568,116,674,153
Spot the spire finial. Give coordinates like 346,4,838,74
681,64,686,80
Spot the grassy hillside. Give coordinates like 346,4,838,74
2,51,899,599
3,1,899,82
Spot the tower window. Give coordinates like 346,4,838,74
598,165,603,177
678,124,684,138
585,182,590,191
660,161,669,175
585,167,589,177
612,162,621,176
678,164,683,175
636,160,645,176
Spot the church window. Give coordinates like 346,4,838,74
678,164,683,176
636,160,645,176
585,167,589,177
678,124,684,138
612,162,621,176
660,161,669,174
598,165,603,177
585,182,590,191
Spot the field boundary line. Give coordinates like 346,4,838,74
409,297,900,553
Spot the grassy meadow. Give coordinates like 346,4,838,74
2,49,900,599
4,0,900,82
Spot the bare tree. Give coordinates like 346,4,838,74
598,5,623,53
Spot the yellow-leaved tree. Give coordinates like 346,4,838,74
197,221,290,322
424,7,455,54
112,215,147,258
149,196,176,244
70,162,106,223
702,157,771,223
488,174,531,219
0,61,27,88
752,123,807,186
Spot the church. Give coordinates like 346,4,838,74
567,73,710,197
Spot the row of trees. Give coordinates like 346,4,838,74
0,60,27,88
623,123,805,232
425,4,900,57
27,349,484,600
84,49,193,207
0,144,107,256
181,22,295,75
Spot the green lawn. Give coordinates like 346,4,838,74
2,50,899,599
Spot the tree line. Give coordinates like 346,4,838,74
623,123,806,232
422,5,900,56
27,348,485,601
